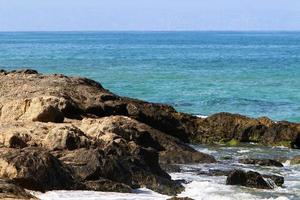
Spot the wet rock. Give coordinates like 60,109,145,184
194,169,284,187
0,179,37,200
262,121,300,148
160,164,182,173
226,169,274,189
0,147,75,191
239,159,283,167
84,178,132,193
263,174,284,187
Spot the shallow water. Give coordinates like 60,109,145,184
1,31,300,121
35,144,300,200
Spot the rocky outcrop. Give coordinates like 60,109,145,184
0,179,37,200
192,113,300,148
0,69,219,196
0,69,298,197
226,170,274,189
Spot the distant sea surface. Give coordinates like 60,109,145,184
1,31,300,122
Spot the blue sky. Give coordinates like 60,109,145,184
0,0,300,31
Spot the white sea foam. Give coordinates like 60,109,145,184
176,181,289,200
34,188,169,200
196,115,208,118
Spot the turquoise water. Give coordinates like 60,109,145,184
1,31,300,122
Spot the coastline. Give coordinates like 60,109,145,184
0,69,299,200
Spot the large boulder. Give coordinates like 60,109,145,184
226,169,274,189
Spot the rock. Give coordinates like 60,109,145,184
263,174,284,187
239,159,283,167
0,147,75,191
84,178,132,193
160,164,182,173
0,179,37,200
0,69,297,196
43,124,91,150
56,141,183,195
1,70,299,149
291,155,300,165
262,121,300,148
0,97,67,123
226,169,274,189
192,112,300,149
193,169,284,187
80,116,216,165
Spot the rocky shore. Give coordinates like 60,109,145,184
0,69,299,199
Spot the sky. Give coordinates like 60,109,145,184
0,0,300,31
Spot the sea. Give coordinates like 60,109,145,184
0,31,300,200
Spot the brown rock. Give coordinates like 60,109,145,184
0,147,75,191
239,159,283,167
0,179,37,200
43,124,91,150
80,116,216,165
226,169,274,189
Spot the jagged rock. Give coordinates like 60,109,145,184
239,159,283,167
0,179,37,200
56,140,183,195
226,169,274,189
80,116,216,165
0,147,75,191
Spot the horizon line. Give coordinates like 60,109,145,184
1,30,300,33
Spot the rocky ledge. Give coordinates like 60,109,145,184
0,69,299,198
